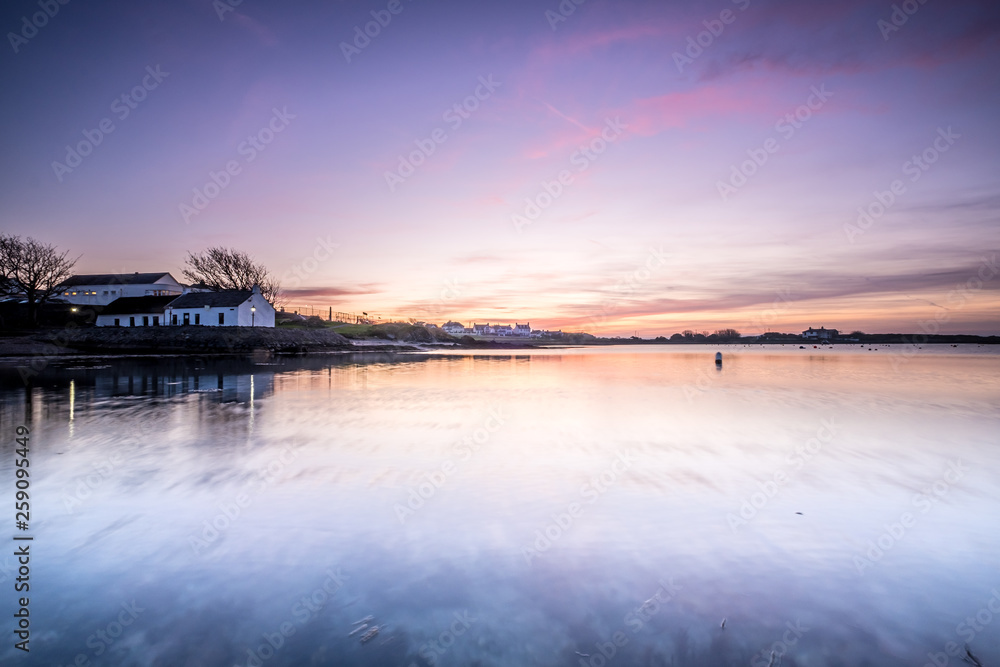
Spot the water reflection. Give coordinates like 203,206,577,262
0,347,997,666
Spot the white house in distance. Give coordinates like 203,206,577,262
454,322,536,337
802,327,839,340
164,286,275,327
95,295,178,327
58,272,185,306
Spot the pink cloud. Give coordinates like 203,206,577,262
621,81,781,137
531,23,672,62
232,13,280,47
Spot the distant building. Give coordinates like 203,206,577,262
466,321,540,337
183,281,213,294
442,321,466,334
58,272,184,306
95,295,177,327
165,286,275,327
802,327,838,340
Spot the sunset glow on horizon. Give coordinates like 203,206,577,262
2,0,998,335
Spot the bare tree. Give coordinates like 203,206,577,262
182,247,281,305
714,328,741,340
0,234,78,325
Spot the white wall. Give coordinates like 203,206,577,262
166,307,238,327
164,296,275,327
62,276,183,306
235,291,275,327
96,313,165,327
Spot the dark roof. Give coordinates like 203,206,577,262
167,290,252,308
61,272,176,286
100,295,179,315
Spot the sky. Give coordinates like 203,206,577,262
1,0,999,336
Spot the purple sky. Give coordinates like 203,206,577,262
2,0,999,334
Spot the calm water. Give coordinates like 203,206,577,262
1,345,998,667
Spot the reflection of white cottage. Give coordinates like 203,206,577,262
164,286,275,327
59,272,184,306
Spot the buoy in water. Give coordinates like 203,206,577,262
715,352,722,365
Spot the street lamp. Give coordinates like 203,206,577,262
251,305,256,327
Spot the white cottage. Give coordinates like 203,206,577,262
95,295,178,327
59,272,184,306
164,286,275,327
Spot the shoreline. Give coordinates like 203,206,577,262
0,327,995,361
0,327,547,360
